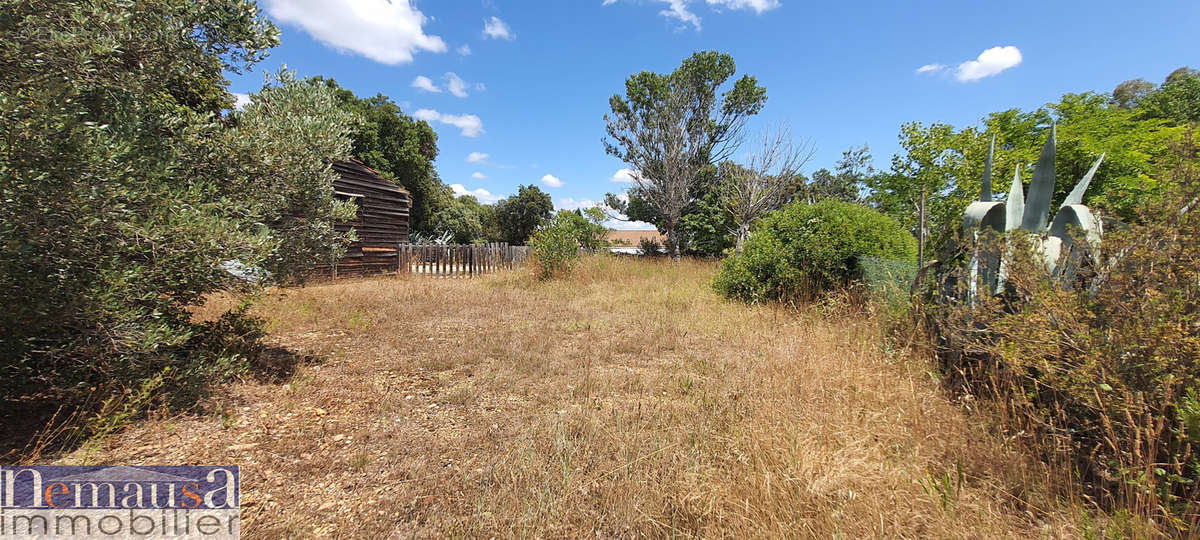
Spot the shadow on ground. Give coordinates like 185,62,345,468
0,346,317,464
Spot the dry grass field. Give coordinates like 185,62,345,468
60,256,1087,538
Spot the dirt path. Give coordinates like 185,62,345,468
63,258,1078,537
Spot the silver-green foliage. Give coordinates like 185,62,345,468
0,1,355,412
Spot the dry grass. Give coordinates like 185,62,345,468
62,256,1085,538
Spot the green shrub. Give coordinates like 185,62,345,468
639,236,664,256
529,215,582,280
0,1,356,454
714,200,917,302
928,134,1200,533
554,208,609,250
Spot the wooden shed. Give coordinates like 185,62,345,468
321,159,411,276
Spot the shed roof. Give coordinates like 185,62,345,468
332,159,410,196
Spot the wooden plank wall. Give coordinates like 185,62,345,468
320,160,411,277
397,243,529,277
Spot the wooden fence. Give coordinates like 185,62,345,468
397,243,529,277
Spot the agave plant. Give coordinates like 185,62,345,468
960,126,1106,299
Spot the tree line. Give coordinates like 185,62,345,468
602,53,1199,263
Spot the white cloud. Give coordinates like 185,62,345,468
411,75,441,93
450,183,502,203
705,0,780,13
232,92,252,110
457,44,472,56
413,109,485,137
263,0,446,65
540,174,565,188
466,152,489,163
471,172,487,179
483,16,515,40
556,198,600,211
659,0,701,30
603,0,779,31
593,193,657,230
558,198,660,232
955,46,1022,82
444,72,478,98
915,63,945,74
606,219,658,231
446,73,468,98
610,168,642,183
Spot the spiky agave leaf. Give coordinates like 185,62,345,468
1021,125,1056,231
1006,165,1025,231
1061,153,1105,208
981,134,995,202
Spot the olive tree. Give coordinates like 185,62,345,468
0,0,357,430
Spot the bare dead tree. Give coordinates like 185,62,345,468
720,125,814,252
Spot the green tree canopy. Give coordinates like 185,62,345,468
494,185,553,245
1140,66,1200,124
865,74,1193,254
1112,78,1156,109
554,208,610,250
311,78,447,235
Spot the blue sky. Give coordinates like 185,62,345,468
229,0,1199,229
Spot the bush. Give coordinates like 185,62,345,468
529,215,582,280
928,134,1200,534
0,2,356,453
555,208,609,250
639,236,664,256
714,200,917,302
